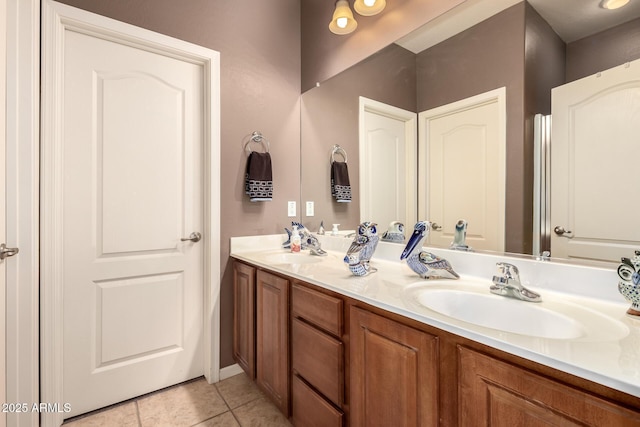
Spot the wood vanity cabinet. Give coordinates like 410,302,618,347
291,282,345,427
256,269,290,416
232,260,640,426
233,261,256,378
458,346,640,426
349,306,439,427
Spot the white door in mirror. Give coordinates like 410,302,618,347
418,88,506,252
359,97,417,230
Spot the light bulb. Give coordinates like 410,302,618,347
600,0,630,9
329,0,357,35
354,0,386,16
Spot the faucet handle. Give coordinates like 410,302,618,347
495,262,520,281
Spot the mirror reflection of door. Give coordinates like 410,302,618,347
418,88,506,252
359,97,417,234
551,58,640,263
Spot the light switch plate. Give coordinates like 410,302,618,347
306,201,314,216
287,201,296,217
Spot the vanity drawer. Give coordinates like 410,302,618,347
292,317,344,406
292,282,343,337
292,374,343,427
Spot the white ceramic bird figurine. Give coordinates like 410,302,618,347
450,219,472,251
344,221,379,276
617,251,640,316
400,221,459,280
381,221,405,243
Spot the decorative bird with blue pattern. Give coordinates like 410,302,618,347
344,221,379,276
381,221,405,243
617,250,640,316
400,221,459,280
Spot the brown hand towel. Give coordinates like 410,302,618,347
245,152,273,201
331,160,351,202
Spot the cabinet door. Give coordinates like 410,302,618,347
459,346,640,426
256,270,290,416
233,261,256,379
350,306,439,427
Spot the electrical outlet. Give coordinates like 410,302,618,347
287,201,296,217
306,201,314,217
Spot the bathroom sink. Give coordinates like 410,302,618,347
263,253,323,265
413,288,583,339
403,281,629,341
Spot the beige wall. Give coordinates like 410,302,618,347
566,17,640,82
57,0,301,368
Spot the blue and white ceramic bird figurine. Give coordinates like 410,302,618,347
381,221,405,243
400,221,459,280
344,221,379,276
617,250,640,316
450,219,472,251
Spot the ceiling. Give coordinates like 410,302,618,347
396,0,640,54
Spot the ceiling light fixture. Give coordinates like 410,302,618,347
354,0,386,16
329,0,358,35
600,0,630,9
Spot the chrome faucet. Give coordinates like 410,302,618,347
490,262,541,302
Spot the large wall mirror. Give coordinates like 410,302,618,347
300,0,640,263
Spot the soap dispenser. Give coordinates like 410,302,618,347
290,225,301,253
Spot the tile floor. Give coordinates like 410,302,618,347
63,373,292,427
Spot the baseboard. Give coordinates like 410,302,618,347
219,363,244,381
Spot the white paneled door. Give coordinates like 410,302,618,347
551,59,640,263
63,28,204,418
419,88,506,252
359,97,417,231
41,2,220,421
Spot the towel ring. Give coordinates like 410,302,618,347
330,144,348,165
244,131,270,154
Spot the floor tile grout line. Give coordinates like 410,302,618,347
187,384,234,426
229,407,244,427
213,379,265,412
135,400,142,427
218,393,265,412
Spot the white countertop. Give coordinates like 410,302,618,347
230,234,640,399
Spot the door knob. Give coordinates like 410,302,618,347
431,223,443,231
181,232,202,243
553,226,572,237
0,243,19,260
